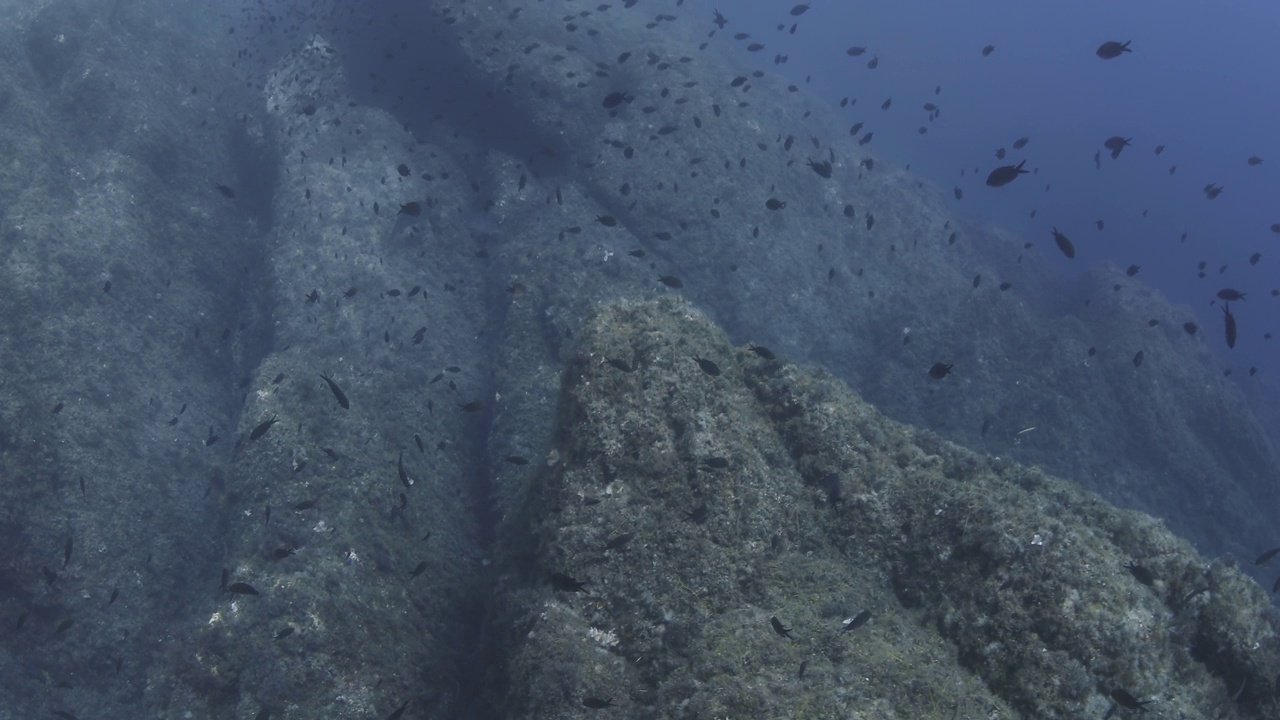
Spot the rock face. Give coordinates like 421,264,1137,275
489,297,1280,719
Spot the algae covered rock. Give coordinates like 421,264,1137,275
491,297,1280,719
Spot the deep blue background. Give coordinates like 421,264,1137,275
688,0,1278,388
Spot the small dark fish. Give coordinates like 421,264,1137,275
702,457,729,469
459,400,483,413
1132,350,1144,368
1109,688,1152,710
410,561,428,578
293,499,316,511
385,700,410,720
770,615,792,639
1104,136,1131,159
602,91,627,109
1096,41,1132,59
248,416,278,442
397,451,413,488
953,186,963,200
52,401,64,414
1253,547,1280,566
985,160,1028,187
605,533,634,551
227,582,259,595
606,358,633,372
1217,288,1247,301
1051,227,1075,259
52,711,78,720
214,183,236,198
928,362,953,379
596,214,618,227
582,697,614,709
56,617,74,634
659,275,683,289
398,202,420,216
549,572,588,592
846,46,866,56
694,357,721,376
981,44,995,56
1248,155,1263,166
1012,136,1030,149
63,535,73,568
685,503,709,523
319,373,350,409
108,588,119,604
841,609,872,633
1223,303,1237,349
807,159,832,178
765,198,786,210
1125,264,1140,277
274,627,294,640
1126,562,1154,586
790,3,810,16
748,343,775,360
1182,322,1198,336
503,455,529,465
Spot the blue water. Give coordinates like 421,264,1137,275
687,0,1279,383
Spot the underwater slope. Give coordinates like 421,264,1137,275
488,296,1280,719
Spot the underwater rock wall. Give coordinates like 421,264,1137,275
490,297,1280,719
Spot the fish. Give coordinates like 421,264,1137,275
227,582,259,595
1183,322,1198,336
1051,228,1075,259
928,362,953,379
398,201,420,216
694,357,721,376
1126,562,1154,585
985,160,1028,187
1217,288,1247,301
1103,136,1131,159
1248,155,1263,166
703,457,730,469
549,572,588,592
459,400,483,413
606,358,633,372
605,533,634,551
1012,137,1030,149
503,455,529,465
807,159,832,178
845,46,867,57
1096,40,1132,59
712,10,728,29
770,615,792,639
385,701,410,720
319,373,350,409
659,275,684,289
582,697,614,709
790,3,810,15
410,561,428,578
596,214,617,227
214,184,236,198
397,451,413,488
1109,688,1152,710
56,617,74,634
765,198,786,210
248,416,278,442
602,91,627,109
1204,183,1223,199
981,44,995,56
274,627,294,640
1132,350,1144,368
63,536,72,568
396,163,410,177
1223,304,1237,349
1125,265,1139,277
1254,547,1280,565
954,187,963,200
841,609,872,633
994,147,1006,160
748,344,776,360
